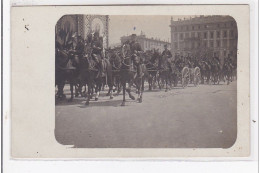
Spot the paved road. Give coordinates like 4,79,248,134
55,81,237,148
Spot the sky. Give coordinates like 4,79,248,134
108,15,193,46
109,15,172,45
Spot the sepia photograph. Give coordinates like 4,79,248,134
10,5,250,158
55,15,238,148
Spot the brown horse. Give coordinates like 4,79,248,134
222,61,233,85
199,61,211,84
144,51,159,91
105,48,122,96
120,43,144,106
210,60,221,84
158,54,171,92
78,45,114,105
55,48,80,102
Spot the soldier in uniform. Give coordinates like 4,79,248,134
91,31,105,77
92,32,103,59
213,53,220,65
129,34,143,78
162,44,172,59
161,44,173,71
70,32,84,57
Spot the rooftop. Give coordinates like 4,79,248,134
121,32,170,44
170,15,236,26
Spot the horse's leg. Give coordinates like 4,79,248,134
138,78,143,103
148,74,152,91
227,73,230,85
83,85,86,94
75,83,79,97
165,74,168,92
127,80,135,100
153,74,157,89
90,85,94,99
95,80,101,101
107,76,114,99
142,77,145,92
85,84,91,105
106,78,111,97
68,82,74,102
78,82,84,97
121,81,126,106
57,81,65,99
158,73,161,90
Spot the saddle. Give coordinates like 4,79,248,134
93,54,107,78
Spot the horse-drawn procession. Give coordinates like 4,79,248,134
55,31,237,106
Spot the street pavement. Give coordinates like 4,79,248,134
55,81,237,148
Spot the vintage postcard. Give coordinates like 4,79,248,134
11,5,250,158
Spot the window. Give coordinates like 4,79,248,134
197,32,201,38
191,32,195,37
224,51,226,56
174,43,178,49
210,32,214,39
192,26,194,30
223,40,227,47
217,24,220,28
217,40,220,47
204,41,207,48
210,41,214,47
180,33,184,40
204,25,207,28
198,25,200,29
204,32,207,39
230,30,234,37
217,31,220,38
185,33,189,38
198,42,201,48
174,33,178,39
223,31,227,38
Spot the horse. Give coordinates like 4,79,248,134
199,61,211,84
145,51,159,90
55,48,80,102
106,48,122,96
120,43,144,106
222,61,233,85
158,54,171,92
210,60,221,84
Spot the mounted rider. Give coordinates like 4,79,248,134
224,54,234,68
70,32,85,55
161,44,173,71
66,32,84,69
151,48,160,65
91,31,106,77
162,44,172,60
129,34,143,78
212,52,220,66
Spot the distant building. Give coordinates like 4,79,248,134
120,32,170,53
170,15,238,64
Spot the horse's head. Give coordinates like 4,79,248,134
56,48,71,68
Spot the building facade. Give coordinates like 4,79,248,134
56,15,109,48
170,15,238,64
120,32,170,53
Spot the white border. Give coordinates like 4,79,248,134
3,0,259,173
